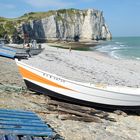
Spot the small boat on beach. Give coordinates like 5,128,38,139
0,39,16,58
14,46,44,58
0,45,17,58
0,40,44,59
15,57,140,110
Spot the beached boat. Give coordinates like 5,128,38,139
0,44,17,58
0,43,43,59
14,47,44,58
16,59,140,110
0,39,16,58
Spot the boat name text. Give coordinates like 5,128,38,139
43,73,65,83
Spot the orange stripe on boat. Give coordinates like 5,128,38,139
18,66,73,91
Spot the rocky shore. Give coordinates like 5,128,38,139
47,40,101,49
0,46,140,140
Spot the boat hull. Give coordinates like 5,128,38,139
24,79,140,110
16,60,140,110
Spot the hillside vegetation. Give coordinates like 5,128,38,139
0,9,82,40
0,9,81,23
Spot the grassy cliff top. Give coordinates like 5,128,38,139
18,8,85,21
0,8,87,38
0,17,12,22
0,8,87,23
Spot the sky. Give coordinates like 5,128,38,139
0,0,140,37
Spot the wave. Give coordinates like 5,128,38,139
110,51,121,59
94,38,140,60
115,41,122,45
95,44,123,52
120,44,125,47
136,57,140,60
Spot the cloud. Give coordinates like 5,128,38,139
0,3,15,9
24,0,74,8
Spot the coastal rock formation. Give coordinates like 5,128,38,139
0,9,111,43
22,9,112,42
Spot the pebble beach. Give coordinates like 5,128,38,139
0,44,140,140
22,43,140,88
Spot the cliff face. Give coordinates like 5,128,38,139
22,9,112,42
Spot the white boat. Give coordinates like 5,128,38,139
16,59,140,110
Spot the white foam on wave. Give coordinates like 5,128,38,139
110,51,121,59
95,46,122,60
120,44,125,47
136,57,140,60
115,41,122,45
94,40,140,60
96,44,122,52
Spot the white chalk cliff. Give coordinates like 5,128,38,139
22,9,112,41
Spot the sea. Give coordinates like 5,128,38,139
91,37,140,60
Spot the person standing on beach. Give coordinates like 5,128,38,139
26,43,31,57
32,40,37,48
69,46,72,52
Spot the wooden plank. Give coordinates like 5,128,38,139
32,137,43,140
56,107,102,123
48,99,112,121
0,112,37,118
0,124,51,131
0,115,41,120
0,109,35,115
43,137,54,140
21,136,33,140
0,117,43,123
0,120,47,127
0,114,40,120
0,111,36,117
0,135,6,140
0,129,54,136
6,134,19,140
